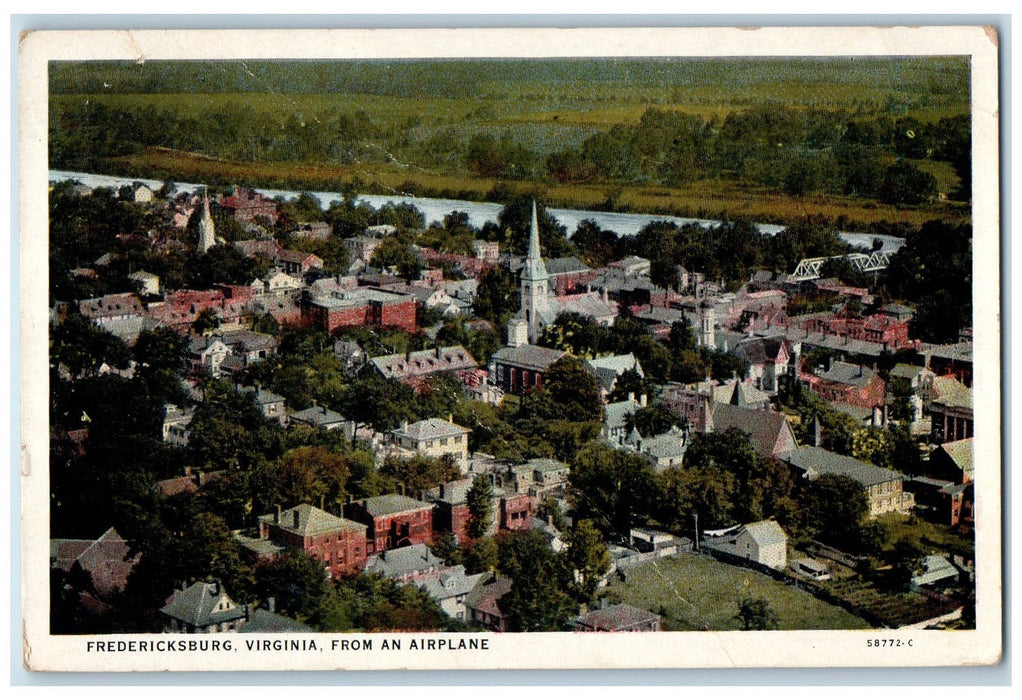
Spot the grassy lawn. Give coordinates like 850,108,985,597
604,553,870,631
874,513,975,561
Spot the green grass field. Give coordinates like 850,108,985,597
605,554,871,631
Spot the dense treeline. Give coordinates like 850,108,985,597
50,98,969,207
545,108,970,202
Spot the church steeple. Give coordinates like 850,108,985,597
522,201,548,282
197,186,216,254
520,201,550,345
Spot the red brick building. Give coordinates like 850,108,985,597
795,312,914,350
220,186,279,224
147,289,248,332
344,494,434,555
257,504,369,578
417,247,494,279
428,478,534,542
800,360,886,409
302,288,418,334
499,493,533,532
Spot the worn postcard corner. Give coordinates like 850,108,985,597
20,25,1001,672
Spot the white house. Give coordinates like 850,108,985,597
703,519,788,570
391,418,471,473
128,270,161,296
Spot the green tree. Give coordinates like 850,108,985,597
338,375,417,440
466,474,494,539
496,531,576,631
880,161,937,205
563,519,611,604
802,474,870,550
133,327,188,376
255,551,331,622
544,355,604,423
569,443,656,538
50,314,131,378
735,597,778,630
472,264,520,331
463,536,498,574
275,446,351,512
379,454,460,497
624,404,684,438
193,307,222,335
497,196,574,258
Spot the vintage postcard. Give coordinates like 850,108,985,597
19,25,1001,671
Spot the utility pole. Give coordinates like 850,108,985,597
693,513,699,552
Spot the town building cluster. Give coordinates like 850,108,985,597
50,181,975,634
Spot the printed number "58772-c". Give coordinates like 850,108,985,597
867,639,913,647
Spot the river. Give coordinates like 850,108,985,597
49,169,906,253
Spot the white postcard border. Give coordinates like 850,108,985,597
18,25,1003,672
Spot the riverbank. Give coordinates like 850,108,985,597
51,168,909,252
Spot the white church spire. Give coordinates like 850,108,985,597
522,200,548,283
197,186,216,254
520,200,550,344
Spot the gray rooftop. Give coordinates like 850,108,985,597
817,361,878,388
371,346,478,380
741,519,788,547
491,344,567,372
239,385,286,405
604,398,642,430
890,363,929,380
238,608,314,633
416,565,489,601
364,543,446,579
258,503,366,537
160,581,246,628
393,417,470,441
780,446,905,488
358,493,433,517
289,404,349,426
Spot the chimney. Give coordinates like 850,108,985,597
628,392,635,403
440,483,445,499
812,417,822,447
274,504,281,524
267,596,276,614
293,509,300,529
436,346,442,358
320,494,325,511
640,394,648,408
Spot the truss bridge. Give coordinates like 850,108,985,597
789,251,891,282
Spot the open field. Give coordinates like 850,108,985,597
53,57,971,230
50,57,970,115
604,553,870,631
